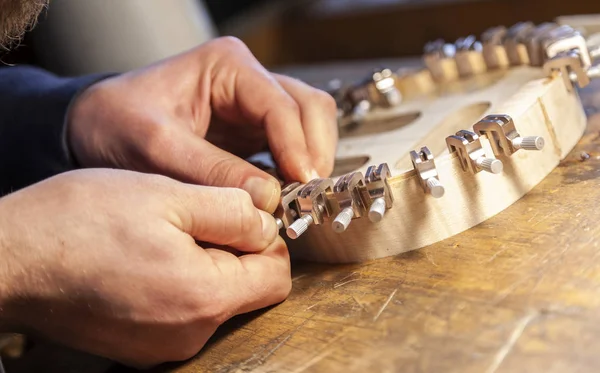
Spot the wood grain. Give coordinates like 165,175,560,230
148,106,600,373
5,64,600,373
287,68,587,263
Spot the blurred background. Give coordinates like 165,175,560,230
3,0,599,80
1,0,600,85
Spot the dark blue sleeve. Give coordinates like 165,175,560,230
0,66,113,195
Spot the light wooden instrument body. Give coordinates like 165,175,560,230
288,67,587,263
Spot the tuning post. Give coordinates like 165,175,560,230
365,164,394,223
446,130,503,175
286,178,333,239
410,147,445,198
474,114,545,157
331,172,368,233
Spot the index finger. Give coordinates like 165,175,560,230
206,37,318,182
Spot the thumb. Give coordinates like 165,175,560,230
152,132,281,213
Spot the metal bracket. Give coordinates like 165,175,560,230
473,115,545,157
524,22,560,67
286,178,334,239
331,172,368,233
446,130,503,175
541,23,600,92
481,26,510,70
543,25,592,69
544,50,591,92
455,35,486,77
423,39,459,81
504,22,535,65
370,68,402,108
364,164,394,223
410,147,445,198
274,182,304,231
339,67,401,123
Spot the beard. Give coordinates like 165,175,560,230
0,0,48,49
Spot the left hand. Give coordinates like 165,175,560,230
67,36,339,213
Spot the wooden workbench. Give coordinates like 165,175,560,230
150,82,600,373
5,69,600,373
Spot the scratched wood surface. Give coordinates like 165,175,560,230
4,70,600,373
145,82,600,373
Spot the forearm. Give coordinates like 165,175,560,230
0,66,113,196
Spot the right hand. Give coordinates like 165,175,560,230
0,169,291,367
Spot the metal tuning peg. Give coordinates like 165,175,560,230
543,50,598,92
286,178,334,240
410,147,445,198
454,35,487,77
370,68,402,108
481,26,510,70
423,39,459,82
541,25,600,92
364,164,394,223
342,81,372,124
473,114,545,157
331,172,368,233
446,130,504,175
274,182,305,232
543,25,592,69
523,22,560,67
504,22,535,66
338,67,401,124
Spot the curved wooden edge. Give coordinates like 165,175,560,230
287,75,587,264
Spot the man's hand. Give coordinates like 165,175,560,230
67,36,339,213
0,169,291,367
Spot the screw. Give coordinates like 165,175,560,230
332,207,354,233
368,197,387,223
475,157,504,174
286,214,314,239
512,136,545,151
426,178,445,198
351,100,371,123
275,218,284,230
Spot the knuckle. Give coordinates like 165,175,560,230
314,89,338,114
234,188,259,236
281,97,301,117
213,36,250,53
233,187,254,207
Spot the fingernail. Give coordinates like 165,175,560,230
259,210,278,242
243,177,280,212
303,169,320,182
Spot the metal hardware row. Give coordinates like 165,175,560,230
424,21,600,90
274,114,546,239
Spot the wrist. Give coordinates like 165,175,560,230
64,74,117,169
